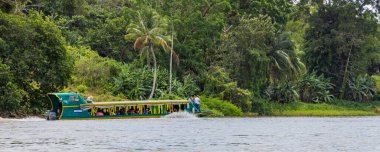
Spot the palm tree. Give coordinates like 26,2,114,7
268,33,305,86
125,10,177,99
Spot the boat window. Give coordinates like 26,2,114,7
69,96,79,102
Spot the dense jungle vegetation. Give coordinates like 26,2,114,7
1,0,380,116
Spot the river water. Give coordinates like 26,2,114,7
1,115,380,152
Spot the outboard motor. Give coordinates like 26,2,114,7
44,110,57,120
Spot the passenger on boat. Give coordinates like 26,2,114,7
195,95,201,113
127,109,134,115
104,109,110,115
144,108,151,114
86,96,94,103
96,109,104,116
135,108,140,114
119,108,126,115
189,95,195,113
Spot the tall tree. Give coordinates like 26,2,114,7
0,12,72,111
304,0,378,98
215,15,303,95
125,9,177,99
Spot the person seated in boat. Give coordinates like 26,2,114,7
119,108,126,115
96,109,104,116
86,96,94,103
127,108,134,115
135,108,140,115
104,109,110,115
144,108,151,114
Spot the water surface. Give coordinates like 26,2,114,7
1,116,380,152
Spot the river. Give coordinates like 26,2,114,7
1,115,380,152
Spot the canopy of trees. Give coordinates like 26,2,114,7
1,0,379,114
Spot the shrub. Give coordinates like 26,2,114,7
298,72,334,103
76,85,88,93
68,46,123,94
171,74,200,97
264,82,298,103
251,98,274,115
201,96,243,116
202,66,252,112
220,82,252,112
112,63,152,100
347,75,376,102
0,63,24,111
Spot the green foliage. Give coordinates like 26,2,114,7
251,98,274,115
234,0,293,26
202,66,231,95
269,33,305,84
220,82,252,112
171,75,200,97
304,1,378,98
125,7,174,99
67,46,122,94
201,96,243,116
298,72,334,103
264,82,299,103
347,76,377,102
0,62,24,111
215,15,304,95
85,15,133,61
76,84,87,93
215,15,274,93
253,99,380,116
0,12,72,111
373,75,380,92
111,62,151,100
202,66,251,112
1,0,380,115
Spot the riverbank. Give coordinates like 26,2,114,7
1,100,380,119
252,100,380,117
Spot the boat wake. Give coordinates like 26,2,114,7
162,112,198,119
0,116,45,122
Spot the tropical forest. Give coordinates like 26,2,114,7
1,0,380,117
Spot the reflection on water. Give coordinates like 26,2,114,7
1,117,380,152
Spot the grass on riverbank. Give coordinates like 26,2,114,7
373,75,380,92
253,100,380,116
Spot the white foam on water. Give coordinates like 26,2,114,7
18,116,45,121
162,111,198,119
0,116,45,122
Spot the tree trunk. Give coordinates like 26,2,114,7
169,23,174,96
339,47,352,99
148,45,157,99
147,50,151,68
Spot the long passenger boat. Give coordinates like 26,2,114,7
45,92,199,120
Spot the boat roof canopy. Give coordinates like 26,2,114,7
48,92,190,107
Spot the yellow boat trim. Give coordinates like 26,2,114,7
63,105,80,108
80,100,189,107
59,107,64,120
